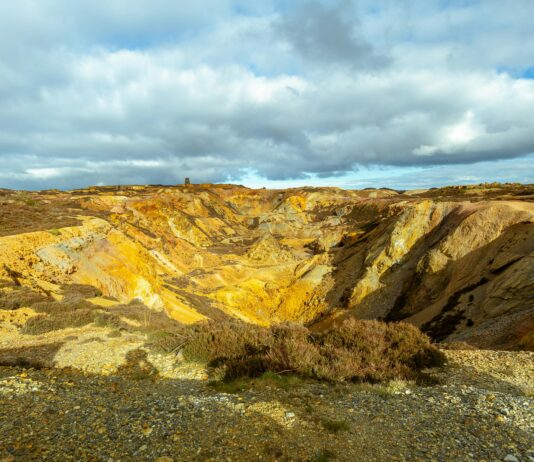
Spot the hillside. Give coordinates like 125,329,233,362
1,183,533,461
1,183,532,351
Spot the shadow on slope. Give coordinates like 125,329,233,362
315,209,533,350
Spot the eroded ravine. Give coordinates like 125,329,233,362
1,183,533,349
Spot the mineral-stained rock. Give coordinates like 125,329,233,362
0,183,532,349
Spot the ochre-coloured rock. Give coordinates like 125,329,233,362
0,183,532,348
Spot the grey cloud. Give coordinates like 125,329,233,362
0,1,533,190
273,1,390,69
2,60,534,187
358,0,534,73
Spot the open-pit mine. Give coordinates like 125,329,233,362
1,183,534,461
1,182,532,350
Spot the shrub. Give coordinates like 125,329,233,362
113,303,181,331
14,287,188,339
21,309,97,334
60,283,102,299
13,192,37,206
147,330,188,353
181,319,271,364
180,318,444,383
0,287,49,310
0,356,47,369
31,298,96,314
20,294,107,334
93,311,123,329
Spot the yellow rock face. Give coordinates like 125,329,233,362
0,183,532,348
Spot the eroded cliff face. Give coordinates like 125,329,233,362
1,183,532,349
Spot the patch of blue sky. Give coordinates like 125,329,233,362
497,66,534,80
236,154,534,190
521,67,534,79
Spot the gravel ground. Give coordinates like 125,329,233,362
0,351,533,462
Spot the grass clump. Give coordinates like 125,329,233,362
13,192,37,206
352,378,415,398
209,378,251,394
256,371,304,389
320,418,350,433
180,318,444,383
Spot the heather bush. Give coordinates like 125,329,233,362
7,282,444,383
12,283,187,337
21,309,98,334
320,418,350,433
0,287,48,310
180,318,444,382
60,283,102,299
181,319,271,364
31,298,95,314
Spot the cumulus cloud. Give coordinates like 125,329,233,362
273,1,390,69
0,0,533,189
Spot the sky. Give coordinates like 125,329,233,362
0,0,533,190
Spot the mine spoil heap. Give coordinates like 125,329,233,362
0,182,533,349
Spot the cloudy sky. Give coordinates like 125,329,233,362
1,0,533,190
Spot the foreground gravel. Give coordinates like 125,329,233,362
0,351,533,462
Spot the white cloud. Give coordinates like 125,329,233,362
26,168,68,179
0,0,533,189
414,111,485,156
